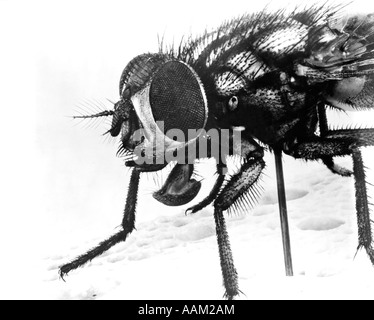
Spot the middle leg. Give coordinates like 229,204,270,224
185,164,226,215
213,144,265,299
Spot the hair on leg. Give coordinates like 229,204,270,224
59,169,141,279
352,149,374,264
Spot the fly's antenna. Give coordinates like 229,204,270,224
72,110,115,119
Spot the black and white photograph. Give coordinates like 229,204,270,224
1,0,374,302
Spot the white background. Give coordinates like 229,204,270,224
1,0,374,299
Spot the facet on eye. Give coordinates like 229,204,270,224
149,60,208,141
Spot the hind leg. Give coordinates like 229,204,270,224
352,149,374,264
317,104,353,176
288,130,374,264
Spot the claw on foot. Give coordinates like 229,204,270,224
223,288,243,300
59,263,74,282
185,206,200,215
59,268,67,282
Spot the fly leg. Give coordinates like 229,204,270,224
59,168,141,279
352,148,374,264
213,206,238,300
213,143,265,299
185,164,226,214
288,129,374,265
317,104,353,177
186,131,260,215
288,129,374,160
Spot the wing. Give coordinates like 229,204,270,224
296,13,374,110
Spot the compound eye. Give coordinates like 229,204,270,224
228,96,239,111
149,61,208,142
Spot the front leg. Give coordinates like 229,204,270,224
213,145,265,299
59,168,141,278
